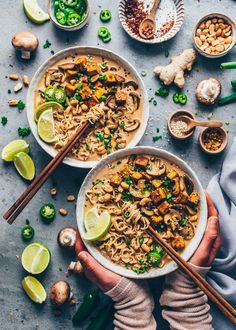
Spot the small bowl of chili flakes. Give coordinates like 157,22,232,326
118,0,184,44
198,127,228,155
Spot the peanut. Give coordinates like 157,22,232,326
59,208,68,216
50,187,57,196
9,74,19,80
67,194,75,201
23,75,30,86
14,82,23,93
8,99,18,106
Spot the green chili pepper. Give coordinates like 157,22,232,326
54,87,67,103
86,303,113,330
178,93,188,105
67,12,81,26
100,9,112,22
98,27,109,39
63,7,76,16
172,92,180,104
21,225,34,241
58,0,66,11
56,10,67,25
54,1,59,12
72,291,100,326
100,95,107,101
40,203,56,221
102,31,112,43
44,86,55,101
147,250,163,266
63,0,78,7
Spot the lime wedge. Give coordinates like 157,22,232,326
22,276,47,304
83,209,111,241
37,109,58,143
23,0,50,24
21,242,51,274
34,102,64,123
13,152,35,181
1,139,29,162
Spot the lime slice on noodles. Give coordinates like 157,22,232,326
37,109,58,143
21,242,51,274
23,0,50,24
83,209,111,241
13,152,35,180
22,276,47,304
1,139,30,162
34,102,63,123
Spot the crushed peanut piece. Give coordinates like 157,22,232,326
9,74,19,80
67,194,75,201
59,208,68,216
14,82,23,93
23,75,30,86
8,99,18,106
50,187,57,196
202,128,224,151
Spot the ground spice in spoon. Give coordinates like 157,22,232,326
170,118,189,136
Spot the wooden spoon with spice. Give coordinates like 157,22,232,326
177,115,223,134
139,0,161,39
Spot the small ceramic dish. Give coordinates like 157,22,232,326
193,13,236,58
48,0,90,31
76,146,207,279
168,109,196,140
118,0,184,44
198,127,228,155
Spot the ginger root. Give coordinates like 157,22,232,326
153,49,197,88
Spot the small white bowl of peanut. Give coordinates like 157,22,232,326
193,13,236,58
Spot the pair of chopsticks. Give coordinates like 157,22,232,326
3,122,90,224
147,226,236,325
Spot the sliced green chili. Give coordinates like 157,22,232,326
63,0,78,8
56,11,67,25
40,203,56,221
54,87,67,103
172,92,180,104
178,93,188,105
98,27,109,38
67,12,81,26
44,86,55,101
100,10,112,22
21,225,34,241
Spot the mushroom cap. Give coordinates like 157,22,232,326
57,226,77,250
49,280,71,306
195,77,221,105
12,31,39,51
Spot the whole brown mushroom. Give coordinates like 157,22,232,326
57,227,77,250
195,77,221,105
12,31,39,59
49,280,71,306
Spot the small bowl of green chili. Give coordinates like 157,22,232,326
48,0,90,31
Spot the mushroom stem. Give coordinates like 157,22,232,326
21,50,31,60
68,261,84,275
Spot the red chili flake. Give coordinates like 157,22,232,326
124,0,148,37
157,19,175,37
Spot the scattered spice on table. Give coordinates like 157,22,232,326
202,128,224,151
157,19,174,37
170,118,189,137
1,116,8,126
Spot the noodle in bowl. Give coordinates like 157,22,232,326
26,46,149,168
77,147,207,279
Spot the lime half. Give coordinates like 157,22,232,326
13,152,35,181
37,109,58,143
1,139,29,162
23,0,50,24
34,102,63,123
21,242,50,274
22,276,47,304
83,209,111,241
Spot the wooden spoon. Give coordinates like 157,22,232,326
139,0,161,39
177,115,223,134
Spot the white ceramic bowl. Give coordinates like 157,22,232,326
26,46,149,168
76,146,207,279
193,13,236,58
118,0,185,44
48,0,90,31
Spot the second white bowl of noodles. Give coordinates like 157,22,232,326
26,46,149,168
77,147,207,279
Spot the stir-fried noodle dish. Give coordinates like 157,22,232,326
84,154,200,274
34,54,143,161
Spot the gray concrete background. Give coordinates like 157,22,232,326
0,0,236,329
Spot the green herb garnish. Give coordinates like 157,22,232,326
94,131,103,142
1,116,8,126
17,100,25,110
18,127,31,137
43,39,51,49
155,87,169,97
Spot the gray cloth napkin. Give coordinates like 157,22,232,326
207,138,236,330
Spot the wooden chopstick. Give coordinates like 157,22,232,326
4,122,90,224
147,226,236,324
